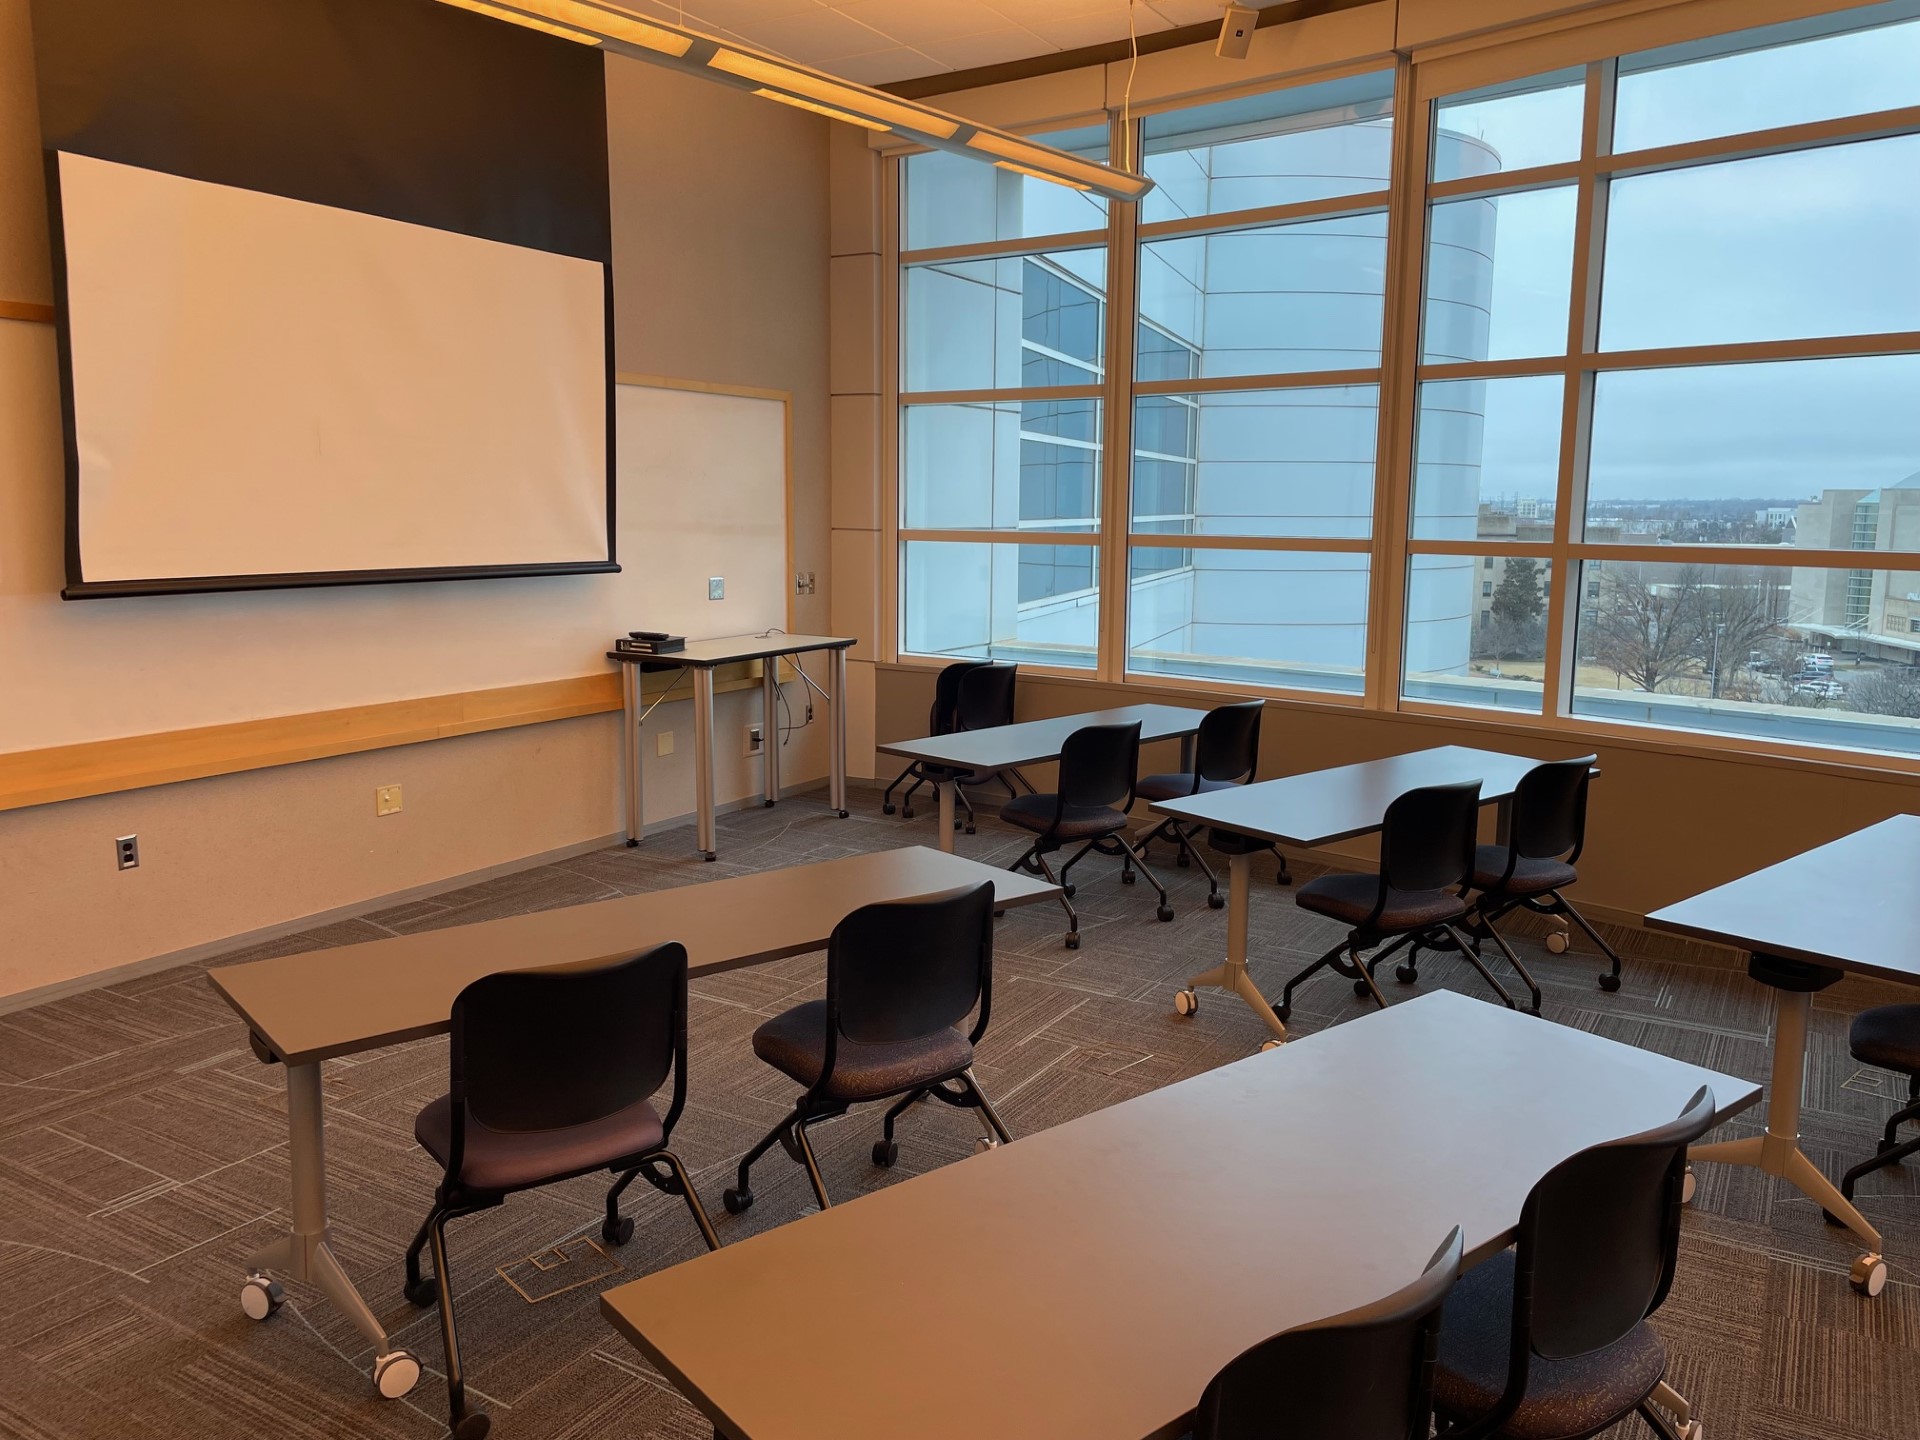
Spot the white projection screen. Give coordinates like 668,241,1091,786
54,152,613,595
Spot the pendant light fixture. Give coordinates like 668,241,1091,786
429,0,1155,202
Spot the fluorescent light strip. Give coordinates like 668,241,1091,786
452,0,693,55
996,160,1090,191
753,89,890,133
967,127,1147,197
435,0,601,44
709,50,958,140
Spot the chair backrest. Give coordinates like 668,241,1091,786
1194,1227,1464,1440
1195,699,1265,786
450,943,686,1135
828,882,995,1049
928,660,989,737
1518,1087,1716,1361
1379,781,1481,895
954,662,1018,732
1509,756,1597,863
1058,721,1141,812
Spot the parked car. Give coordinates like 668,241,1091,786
1794,679,1845,700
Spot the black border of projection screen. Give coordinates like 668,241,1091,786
31,0,618,599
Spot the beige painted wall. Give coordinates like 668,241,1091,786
0,5,833,999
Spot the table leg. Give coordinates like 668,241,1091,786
621,664,644,847
1174,852,1288,1046
1179,732,1196,774
760,661,781,808
936,780,956,854
243,1062,420,1397
693,669,717,861
1688,980,1887,1293
829,647,850,818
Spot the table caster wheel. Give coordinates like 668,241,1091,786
837,809,850,819
404,1275,438,1307
872,1139,898,1167
974,1136,1000,1154
452,1412,491,1440
1260,1039,1283,1052
1207,892,1225,910
1597,972,1621,993
763,799,776,808
240,1273,284,1321
372,1349,421,1400
882,803,896,815
1174,988,1199,1016
1851,1253,1888,1297
1681,1165,1696,1206
1546,930,1570,954
624,838,639,849
1395,963,1419,985
702,851,716,862
722,1187,754,1215
1156,904,1174,922
601,1215,634,1247
1677,1423,1701,1440
1064,932,1081,950
964,824,976,835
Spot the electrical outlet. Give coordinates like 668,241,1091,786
115,834,139,871
708,576,725,601
806,700,814,723
794,570,816,595
375,784,403,816
656,730,675,756
743,724,764,757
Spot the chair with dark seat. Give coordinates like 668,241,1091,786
1193,1226,1463,1440
403,944,718,1440
1135,699,1290,910
1833,1004,1920,1206
1273,781,1521,1024
1458,754,1624,998
1432,1088,1717,1440
1001,720,1172,949
935,661,1028,835
881,658,986,818
722,882,1010,1218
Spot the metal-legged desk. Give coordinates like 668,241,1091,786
1648,815,1920,1299
610,634,854,860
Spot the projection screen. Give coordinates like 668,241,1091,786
53,151,614,596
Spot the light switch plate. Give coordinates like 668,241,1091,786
656,730,675,756
376,784,403,816
708,576,724,600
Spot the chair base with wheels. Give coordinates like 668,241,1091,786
1006,822,1173,949
1835,1005,1920,1206
1137,810,1291,909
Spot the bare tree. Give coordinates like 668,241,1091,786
1693,566,1786,697
1847,667,1920,719
1586,563,1707,693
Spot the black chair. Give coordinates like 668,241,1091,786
1433,1088,1717,1440
1001,720,1172,949
1273,781,1520,1023
404,944,718,1440
938,661,1029,834
882,659,986,818
1194,1226,1464,1440
1458,755,1625,999
1834,1004,1920,1206
1135,699,1290,910
722,883,1011,1218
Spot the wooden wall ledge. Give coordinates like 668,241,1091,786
0,299,56,324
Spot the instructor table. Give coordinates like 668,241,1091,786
1647,814,1920,1298
610,633,855,860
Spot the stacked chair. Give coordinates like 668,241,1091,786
1135,699,1290,909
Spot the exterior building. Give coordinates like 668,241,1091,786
1791,473,1920,664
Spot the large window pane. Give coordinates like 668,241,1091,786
1141,71,1393,225
1615,6,1920,154
1131,386,1377,539
901,541,1098,668
901,401,1101,531
902,249,1106,392
1126,548,1368,693
903,124,1108,249
1413,375,1562,541
1432,71,1585,182
1403,554,1552,713
1570,560,1920,755
1138,213,1387,378
1585,356,1920,540
1423,187,1575,364
1600,137,1920,352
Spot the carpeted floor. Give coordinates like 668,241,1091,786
1,783,1916,1440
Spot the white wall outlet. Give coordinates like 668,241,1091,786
795,570,816,595
743,724,764,757
656,730,675,757
375,784,403,816
708,576,725,600
115,834,139,870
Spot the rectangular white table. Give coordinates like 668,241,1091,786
207,846,1058,1402
1647,815,1920,1298
609,633,855,860
875,703,1207,852
600,991,1758,1440
1148,745,1557,1044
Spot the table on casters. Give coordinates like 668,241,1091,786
609,633,855,861
875,703,1206,853
206,846,1059,1404
1647,814,1920,1299
600,991,1756,1440
1148,746,1580,1049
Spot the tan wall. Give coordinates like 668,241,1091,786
875,665,1920,924
0,4,832,999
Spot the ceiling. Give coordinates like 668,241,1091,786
616,0,1251,85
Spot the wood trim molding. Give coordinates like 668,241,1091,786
0,299,55,324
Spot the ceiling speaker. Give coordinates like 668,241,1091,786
1216,4,1258,59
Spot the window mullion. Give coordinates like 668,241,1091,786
1097,113,1141,685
